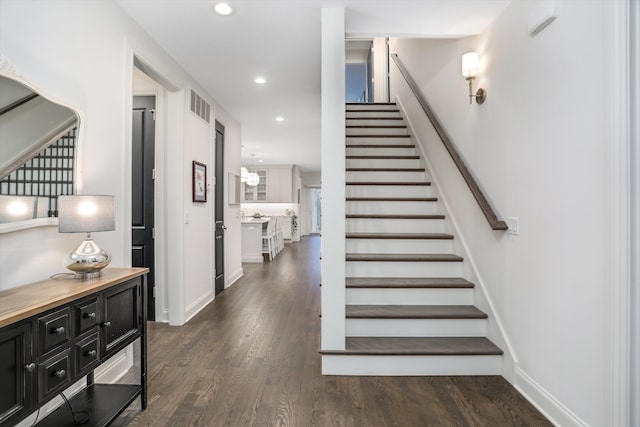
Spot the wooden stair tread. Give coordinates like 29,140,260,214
346,214,444,219
346,197,437,202
346,305,487,319
346,233,453,240
346,182,431,186
346,253,463,262
321,337,503,356
346,155,419,159
346,277,474,288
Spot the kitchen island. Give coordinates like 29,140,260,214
241,217,269,263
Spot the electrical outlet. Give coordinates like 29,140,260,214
507,217,519,235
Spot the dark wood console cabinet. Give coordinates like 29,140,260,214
0,268,148,427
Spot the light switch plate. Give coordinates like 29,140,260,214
507,217,520,235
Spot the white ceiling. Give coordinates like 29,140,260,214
117,0,511,172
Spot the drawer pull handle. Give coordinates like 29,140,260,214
53,369,66,378
86,350,97,357
102,321,111,328
52,326,65,335
25,363,36,372
83,312,96,319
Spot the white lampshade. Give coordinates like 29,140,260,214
246,172,260,186
241,167,249,183
58,195,115,233
462,52,479,78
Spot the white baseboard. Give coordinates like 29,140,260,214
515,368,587,427
184,289,214,323
225,267,243,288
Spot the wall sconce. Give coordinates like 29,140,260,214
58,195,115,279
461,52,486,105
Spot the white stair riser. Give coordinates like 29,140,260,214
346,186,432,198
346,287,473,305
347,158,421,169
346,239,453,254
346,111,402,119
346,318,486,337
346,119,405,126
346,171,427,182
347,147,416,156
347,127,409,136
346,218,445,233
346,137,412,145
346,104,399,111
322,355,502,376
346,261,462,278
346,201,438,215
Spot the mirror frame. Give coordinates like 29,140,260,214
0,65,82,234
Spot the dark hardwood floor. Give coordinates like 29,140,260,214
112,235,551,426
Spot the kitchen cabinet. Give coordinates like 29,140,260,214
0,268,147,427
241,165,299,203
242,170,267,202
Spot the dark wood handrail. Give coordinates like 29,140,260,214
390,53,508,231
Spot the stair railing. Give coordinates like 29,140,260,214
390,53,508,231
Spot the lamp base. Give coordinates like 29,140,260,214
64,234,111,280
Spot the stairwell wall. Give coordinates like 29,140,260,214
390,1,614,426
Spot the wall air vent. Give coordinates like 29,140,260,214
190,89,211,124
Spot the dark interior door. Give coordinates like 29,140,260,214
132,96,156,320
214,121,225,295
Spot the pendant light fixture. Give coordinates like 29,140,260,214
246,154,260,187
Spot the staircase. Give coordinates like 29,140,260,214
321,103,503,375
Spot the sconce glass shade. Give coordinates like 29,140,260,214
246,172,260,186
241,167,249,183
58,195,115,279
462,52,480,78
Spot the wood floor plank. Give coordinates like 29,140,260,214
111,236,551,427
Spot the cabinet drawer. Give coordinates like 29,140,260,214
75,298,99,334
74,331,100,376
38,308,70,355
38,349,71,402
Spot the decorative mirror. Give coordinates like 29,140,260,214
0,74,79,232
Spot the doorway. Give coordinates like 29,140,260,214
346,39,372,103
310,188,321,234
132,95,156,320
214,121,225,295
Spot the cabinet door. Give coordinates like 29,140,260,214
0,322,34,425
101,279,142,358
256,170,267,201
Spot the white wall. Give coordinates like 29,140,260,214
320,8,346,353
0,1,242,327
390,1,616,425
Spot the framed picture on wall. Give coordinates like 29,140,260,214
192,161,207,203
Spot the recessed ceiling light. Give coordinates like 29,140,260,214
254,77,266,84
214,2,232,16
276,116,284,122
258,159,264,163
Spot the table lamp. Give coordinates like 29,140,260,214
58,195,115,279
